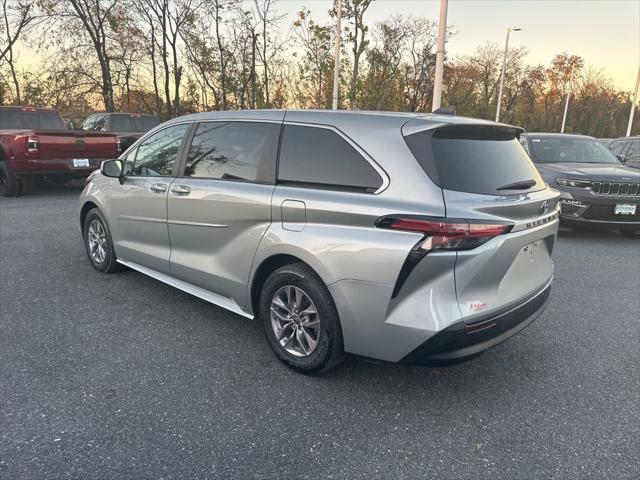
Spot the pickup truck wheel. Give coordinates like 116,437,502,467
83,208,121,273
20,176,38,195
0,162,21,197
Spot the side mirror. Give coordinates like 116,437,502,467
100,159,124,183
617,154,626,163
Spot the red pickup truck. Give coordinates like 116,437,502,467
0,106,120,197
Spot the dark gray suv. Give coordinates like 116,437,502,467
608,136,640,170
521,133,640,237
80,110,560,373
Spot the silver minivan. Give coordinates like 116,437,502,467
80,110,560,373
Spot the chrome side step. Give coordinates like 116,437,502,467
116,259,253,319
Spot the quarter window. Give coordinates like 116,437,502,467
184,122,280,182
93,115,107,131
126,123,189,177
608,141,628,156
626,141,639,161
278,125,383,192
81,115,96,130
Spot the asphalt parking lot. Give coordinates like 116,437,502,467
1,185,638,480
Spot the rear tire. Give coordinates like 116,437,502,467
83,208,122,273
259,263,345,374
20,175,38,195
0,161,21,197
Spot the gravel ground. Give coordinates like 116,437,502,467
1,185,639,479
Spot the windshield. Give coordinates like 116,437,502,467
0,110,66,130
528,137,620,164
110,114,159,133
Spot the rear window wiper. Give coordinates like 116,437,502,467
496,179,537,191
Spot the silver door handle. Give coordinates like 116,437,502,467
170,185,191,196
149,183,168,193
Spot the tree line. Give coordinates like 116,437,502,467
0,0,637,137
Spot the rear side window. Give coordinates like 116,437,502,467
0,109,66,130
142,116,160,131
110,114,159,133
608,141,627,155
278,125,383,192
92,115,107,131
81,115,96,130
405,126,545,196
627,141,640,161
184,122,280,182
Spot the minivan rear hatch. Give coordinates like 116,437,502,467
403,122,560,323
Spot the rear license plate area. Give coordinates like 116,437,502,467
73,158,90,168
522,240,540,263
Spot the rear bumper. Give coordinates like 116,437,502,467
560,215,640,231
400,282,552,366
13,158,105,176
558,190,640,230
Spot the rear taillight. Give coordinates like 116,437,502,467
376,216,513,252
26,135,39,154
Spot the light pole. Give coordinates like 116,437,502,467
560,66,575,133
495,26,521,122
431,0,448,112
626,67,640,136
332,0,343,110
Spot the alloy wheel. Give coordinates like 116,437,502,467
270,285,320,357
87,219,108,264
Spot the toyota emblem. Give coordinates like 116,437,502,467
539,200,550,215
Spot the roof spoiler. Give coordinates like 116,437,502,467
432,105,456,116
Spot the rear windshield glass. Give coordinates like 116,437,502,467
405,126,545,196
527,137,620,164
0,110,66,130
110,114,159,132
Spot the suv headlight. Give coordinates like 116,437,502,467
556,178,591,188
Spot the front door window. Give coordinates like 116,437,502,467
125,124,189,177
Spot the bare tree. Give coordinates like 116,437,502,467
63,0,120,111
1,0,38,104
134,1,163,115
340,0,372,109
251,0,285,108
401,18,438,112
292,8,334,108
235,5,258,108
211,0,231,109
139,0,202,118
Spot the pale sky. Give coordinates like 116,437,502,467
278,0,640,91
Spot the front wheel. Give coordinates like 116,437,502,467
259,263,345,374
83,208,122,273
